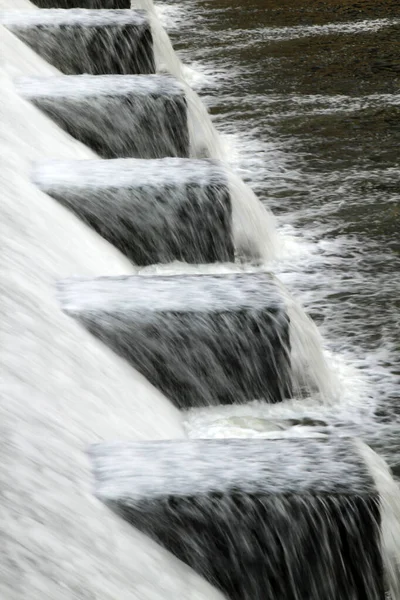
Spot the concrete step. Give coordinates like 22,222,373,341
33,158,235,265
90,437,385,600
30,1,129,7
1,9,154,75
17,75,189,159
58,271,292,407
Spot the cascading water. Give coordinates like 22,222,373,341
129,0,228,160
0,19,225,600
31,157,279,264
1,8,156,75
16,74,191,159
90,437,388,600
166,0,400,440
1,0,400,598
0,0,226,161
358,441,400,600
32,157,236,265
132,0,187,77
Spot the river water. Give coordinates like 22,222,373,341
155,0,400,471
1,1,400,598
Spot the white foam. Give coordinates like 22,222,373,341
1,8,149,27
58,271,283,315
0,0,35,8
17,73,185,98
253,18,400,43
92,438,374,500
0,23,58,77
33,157,228,188
357,441,400,598
227,169,281,261
0,31,224,600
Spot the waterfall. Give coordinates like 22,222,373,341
0,26,225,599
358,441,400,600
2,0,400,598
226,169,280,261
89,437,389,600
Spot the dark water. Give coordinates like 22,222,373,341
163,1,400,467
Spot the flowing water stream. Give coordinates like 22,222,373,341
155,0,400,474
1,0,400,598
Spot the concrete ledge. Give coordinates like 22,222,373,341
30,1,130,7
58,272,292,407
90,438,386,600
17,75,189,159
1,9,154,75
33,158,234,265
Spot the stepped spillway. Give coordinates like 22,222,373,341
1,0,399,599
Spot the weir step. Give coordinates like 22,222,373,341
58,272,292,408
17,75,189,159
33,158,235,265
29,1,130,7
90,438,386,600
1,9,155,76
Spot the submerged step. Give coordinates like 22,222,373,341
17,75,189,159
58,272,292,407
33,158,234,265
1,9,154,75
90,438,386,600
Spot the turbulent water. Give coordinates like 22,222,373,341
157,0,400,473
0,4,226,600
91,438,387,600
1,0,400,598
